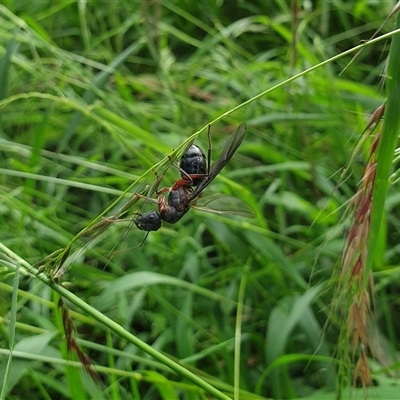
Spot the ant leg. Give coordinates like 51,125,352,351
154,156,183,194
168,155,196,182
155,156,199,194
104,194,159,223
107,195,163,257
110,231,150,256
148,169,167,197
166,154,209,190
113,192,148,219
133,193,159,205
157,186,171,195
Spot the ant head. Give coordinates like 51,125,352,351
134,211,162,232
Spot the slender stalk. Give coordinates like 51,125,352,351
367,15,400,277
0,260,19,400
0,243,232,400
234,260,250,400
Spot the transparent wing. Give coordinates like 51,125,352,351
191,193,256,218
188,122,247,201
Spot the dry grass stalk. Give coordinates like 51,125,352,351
337,105,384,388
58,297,101,382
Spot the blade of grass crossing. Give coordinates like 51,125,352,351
0,38,19,101
57,40,146,153
0,262,19,400
1,246,232,400
366,15,400,281
234,260,250,400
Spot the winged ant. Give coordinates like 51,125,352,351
134,122,253,237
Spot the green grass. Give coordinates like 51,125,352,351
1,1,400,399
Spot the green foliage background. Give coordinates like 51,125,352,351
1,1,400,399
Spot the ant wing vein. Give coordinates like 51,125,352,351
191,193,256,218
188,122,247,200
219,122,247,164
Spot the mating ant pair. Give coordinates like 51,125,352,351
133,122,253,235
38,122,252,276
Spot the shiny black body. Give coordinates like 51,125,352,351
134,183,192,232
134,211,162,231
179,145,206,186
134,122,247,232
